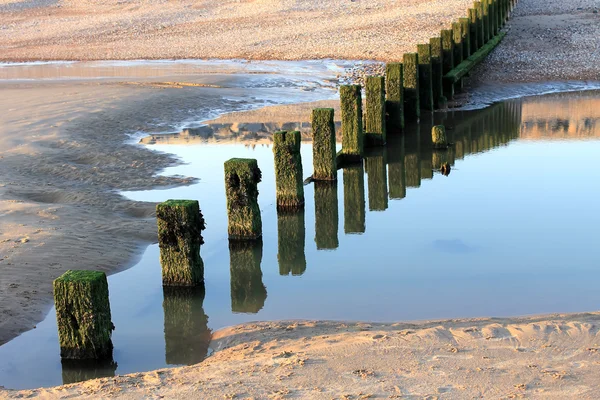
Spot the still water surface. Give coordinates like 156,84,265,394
2,91,600,389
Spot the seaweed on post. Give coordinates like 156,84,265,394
277,209,306,275
273,131,304,210
365,148,388,211
441,29,455,100
156,199,205,287
365,75,387,146
429,37,444,109
314,181,339,250
229,240,267,314
224,158,262,240
417,44,434,112
385,63,404,131
53,270,114,360
311,108,337,181
343,164,366,234
402,53,420,122
340,85,364,162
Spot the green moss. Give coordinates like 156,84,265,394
229,240,267,313
441,29,455,100
385,63,404,130
417,44,434,112
432,125,448,149
314,181,339,250
224,158,262,240
311,108,337,181
343,164,365,234
156,199,205,286
459,18,471,60
340,85,364,160
429,37,444,109
402,53,420,121
53,270,113,360
365,149,388,211
273,131,304,210
163,286,210,365
365,75,386,146
277,210,306,275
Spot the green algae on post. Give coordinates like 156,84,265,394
417,44,434,112
343,164,366,234
273,130,304,210
224,158,262,240
53,270,114,360
459,18,471,60
365,149,388,211
156,199,205,286
402,53,420,121
441,29,455,100
311,108,337,181
340,85,364,162
229,240,267,313
277,209,306,276
365,75,386,146
385,63,404,130
429,37,444,109
432,125,448,149
163,286,210,365
314,181,339,250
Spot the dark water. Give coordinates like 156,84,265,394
2,90,600,389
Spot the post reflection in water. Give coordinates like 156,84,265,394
387,135,406,200
343,163,366,234
314,181,339,250
364,148,388,211
229,240,267,313
61,358,117,386
277,210,307,275
404,128,421,188
162,286,211,366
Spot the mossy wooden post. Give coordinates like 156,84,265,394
469,9,479,53
224,158,262,240
365,149,388,211
273,130,304,210
432,125,448,149
417,44,434,112
441,30,455,100
314,181,339,250
459,18,471,60
311,108,337,181
385,63,404,130
482,0,491,43
402,53,420,121
163,286,210,365
53,270,114,360
229,240,267,313
387,135,406,200
343,164,365,234
365,76,386,146
340,85,364,162
452,22,464,92
277,210,306,276
156,200,205,287
474,1,485,49
429,37,444,109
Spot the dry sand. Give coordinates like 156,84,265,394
4,313,600,398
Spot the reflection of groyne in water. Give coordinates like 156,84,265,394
61,358,117,386
277,210,307,275
229,240,267,314
314,182,339,250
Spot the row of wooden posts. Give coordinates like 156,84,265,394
51,0,519,362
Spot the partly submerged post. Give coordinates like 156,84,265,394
273,131,304,210
452,22,464,92
156,200,205,286
224,158,262,240
432,125,448,149
417,44,434,112
402,53,420,121
441,29,455,100
277,210,306,276
229,240,267,313
429,37,444,109
385,63,404,130
311,108,337,181
365,75,387,146
314,181,339,250
469,9,479,53
459,18,471,60
340,85,364,162
343,164,366,234
54,270,114,360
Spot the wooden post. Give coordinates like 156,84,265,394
365,75,387,146
474,1,485,48
459,18,471,60
482,0,491,43
385,63,404,130
273,130,304,210
402,53,420,121
441,29,455,100
430,37,444,109
224,158,262,240
417,44,434,112
469,9,479,53
452,22,464,92
340,85,364,162
311,108,337,181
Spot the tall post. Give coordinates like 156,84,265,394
474,2,485,48
441,29,455,100
429,37,444,109
452,22,464,92
385,63,404,131
273,130,304,210
311,108,337,181
432,125,448,149
482,0,491,43
459,18,471,60
469,9,479,53
343,164,366,234
340,85,364,162
224,158,262,240
402,53,420,121
365,75,387,146
314,181,339,250
53,270,114,360
417,44,434,112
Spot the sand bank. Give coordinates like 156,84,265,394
3,312,600,398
